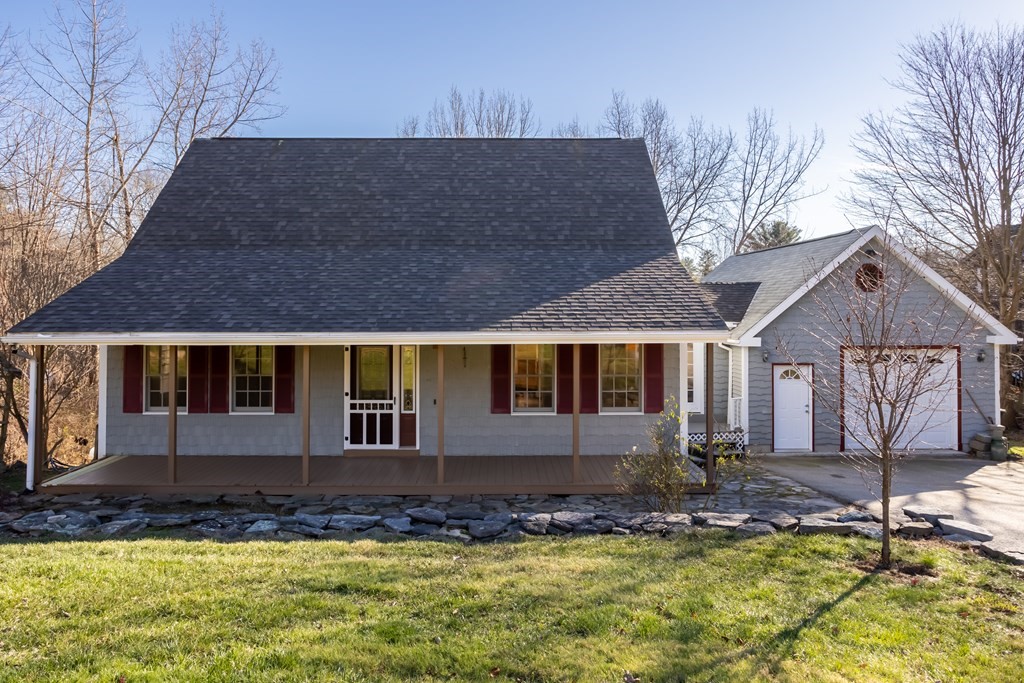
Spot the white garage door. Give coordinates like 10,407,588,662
843,348,958,450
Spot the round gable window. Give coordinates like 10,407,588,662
855,263,884,292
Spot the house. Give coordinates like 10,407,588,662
4,138,732,495
701,228,1018,453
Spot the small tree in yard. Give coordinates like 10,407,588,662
777,231,977,567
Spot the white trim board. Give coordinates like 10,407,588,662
2,330,733,346
736,226,1019,347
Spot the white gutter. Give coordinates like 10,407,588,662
1,330,733,346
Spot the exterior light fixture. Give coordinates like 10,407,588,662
977,349,986,362
762,349,770,363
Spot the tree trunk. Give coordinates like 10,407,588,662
881,454,892,567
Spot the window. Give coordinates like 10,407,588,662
357,346,390,400
232,345,274,411
600,343,641,412
145,346,187,412
401,345,416,412
513,344,554,412
686,343,705,412
856,263,884,292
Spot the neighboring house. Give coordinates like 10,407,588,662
702,228,1018,454
4,138,732,494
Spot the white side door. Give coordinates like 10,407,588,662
773,365,813,451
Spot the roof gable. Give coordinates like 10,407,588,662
706,226,1018,345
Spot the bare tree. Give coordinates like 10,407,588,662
720,109,823,255
599,91,733,250
551,115,591,138
777,232,977,566
0,0,283,470
850,22,1024,421
399,85,540,138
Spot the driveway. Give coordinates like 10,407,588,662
761,455,1024,548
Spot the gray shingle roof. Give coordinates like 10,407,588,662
9,138,726,335
703,229,867,336
699,282,760,324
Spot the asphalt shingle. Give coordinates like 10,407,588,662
10,138,726,335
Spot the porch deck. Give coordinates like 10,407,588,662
39,455,634,496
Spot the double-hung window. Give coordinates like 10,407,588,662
145,346,187,412
232,345,274,412
600,343,641,412
513,344,554,412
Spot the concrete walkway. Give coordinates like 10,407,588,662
761,455,1024,548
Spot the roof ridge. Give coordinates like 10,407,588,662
205,136,633,142
727,228,864,257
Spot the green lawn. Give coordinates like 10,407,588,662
1,534,1022,682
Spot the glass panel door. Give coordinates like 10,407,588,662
357,346,391,400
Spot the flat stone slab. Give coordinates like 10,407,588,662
383,517,413,533
980,540,1024,565
837,510,874,523
293,513,332,530
897,521,934,538
551,511,596,527
903,506,954,525
937,518,993,542
327,514,381,531
752,512,799,530
245,520,280,535
848,522,884,540
445,504,486,520
736,522,776,537
798,519,853,535
694,512,751,528
405,507,446,525
467,520,508,539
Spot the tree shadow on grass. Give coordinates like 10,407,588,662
649,572,875,681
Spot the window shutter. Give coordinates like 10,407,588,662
122,345,144,414
274,346,295,414
643,344,664,414
556,344,574,414
209,346,230,413
490,345,511,414
580,344,599,414
187,346,210,414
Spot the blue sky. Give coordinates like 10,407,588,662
8,0,1024,237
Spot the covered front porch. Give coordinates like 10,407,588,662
39,454,662,496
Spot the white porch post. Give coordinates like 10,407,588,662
994,344,1002,426
25,353,38,491
96,345,108,459
741,346,750,446
679,342,689,452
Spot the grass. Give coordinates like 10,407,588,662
1,534,1022,681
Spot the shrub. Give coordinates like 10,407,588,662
615,399,705,513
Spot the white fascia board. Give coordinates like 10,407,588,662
727,338,761,347
1,329,734,346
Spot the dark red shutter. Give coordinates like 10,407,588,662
274,346,295,414
556,344,574,414
122,345,144,413
187,346,210,414
491,345,512,414
580,344,599,414
209,346,230,413
643,344,664,414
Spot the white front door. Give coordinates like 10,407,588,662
773,364,813,451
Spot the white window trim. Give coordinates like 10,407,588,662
598,343,644,415
143,345,188,415
229,345,275,415
400,345,417,415
686,343,706,414
511,343,557,415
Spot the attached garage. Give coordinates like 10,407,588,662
842,348,960,451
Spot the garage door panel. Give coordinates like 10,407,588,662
843,349,957,450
